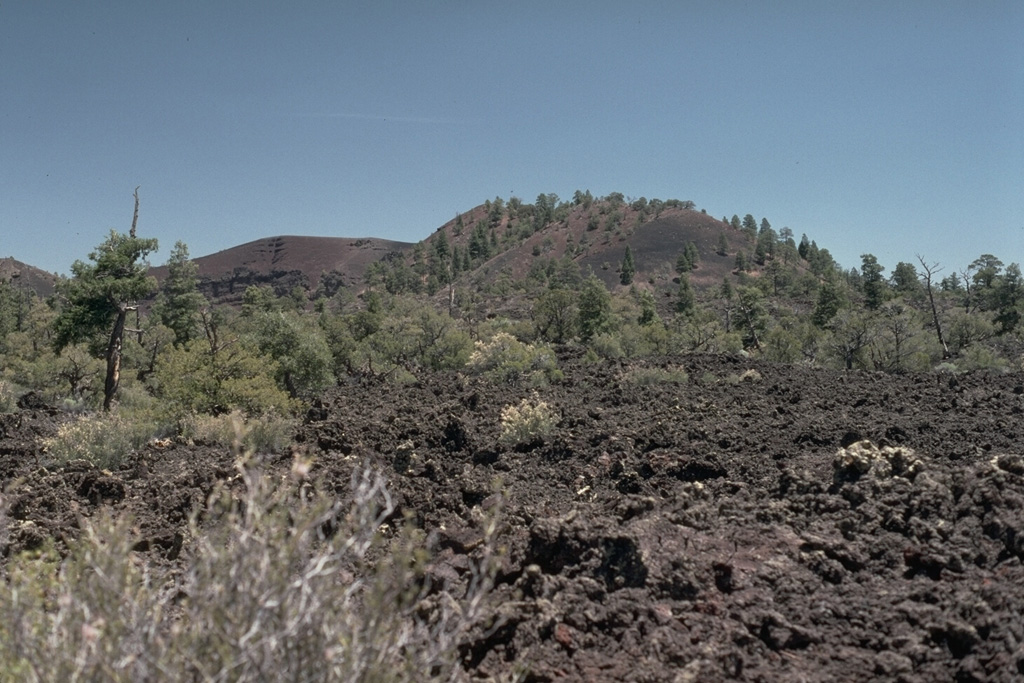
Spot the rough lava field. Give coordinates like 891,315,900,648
4,353,1024,682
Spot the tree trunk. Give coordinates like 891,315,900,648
104,304,128,411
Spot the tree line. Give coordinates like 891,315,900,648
1,192,1022,421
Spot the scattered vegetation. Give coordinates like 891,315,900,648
2,189,1023,420
2,188,1024,680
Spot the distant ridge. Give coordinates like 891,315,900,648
11,196,786,305
150,235,413,305
0,257,58,297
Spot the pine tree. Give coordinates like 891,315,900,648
620,246,636,285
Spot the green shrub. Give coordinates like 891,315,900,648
0,460,502,682
499,393,557,447
589,332,624,359
467,332,559,385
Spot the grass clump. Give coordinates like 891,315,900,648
182,409,296,454
0,380,14,413
499,393,557,447
42,412,162,470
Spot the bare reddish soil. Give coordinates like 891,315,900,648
4,354,1024,682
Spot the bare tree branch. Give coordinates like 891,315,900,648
917,255,950,358
130,186,140,238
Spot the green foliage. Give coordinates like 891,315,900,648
676,274,696,316
331,298,472,379
533,288,578,343
578,275,613,342
53,230,159,354
735,286,768,349
619,246,636,286
675,242,700,274
241,309,335,398
151,336,298,417
0,380,15,413
152,241,206,346
992,263,1023,334
813,276,847,328
182,410,296,454
890,261,922,297
43,411,164,469
467,333,559,385
860,253,888,310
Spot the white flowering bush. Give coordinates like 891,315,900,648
499,393,557,447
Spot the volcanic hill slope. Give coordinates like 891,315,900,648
0,257,58,298
9,196,774,308
145,197,767,307
149,234,413,306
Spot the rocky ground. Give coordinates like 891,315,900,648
3,353,1024,682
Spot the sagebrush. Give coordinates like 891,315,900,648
0,455,503,682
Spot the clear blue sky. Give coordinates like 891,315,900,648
2,1,1021,278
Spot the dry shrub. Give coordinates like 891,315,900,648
499,394,557,447
623,365,689,386
182,409,296,454
42,412,160,470
0,454,503,682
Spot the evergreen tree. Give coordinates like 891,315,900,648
153,241,207,346
812,276,845,328
798,234,811,260
620,246,636,285
676,273,696,316
54,192,158,410
890,262,922,297
735,286,767,349
860,253,888,310
637,290,659,326
742,214,758,240
993,263,1023,333
675,251,693,274
717,232,729,257
578,275,613,342
734,250,749,272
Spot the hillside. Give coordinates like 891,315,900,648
149,235,413,305
0,257,58,298
11,194,803,308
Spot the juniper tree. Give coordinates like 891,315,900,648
54,189,158,410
